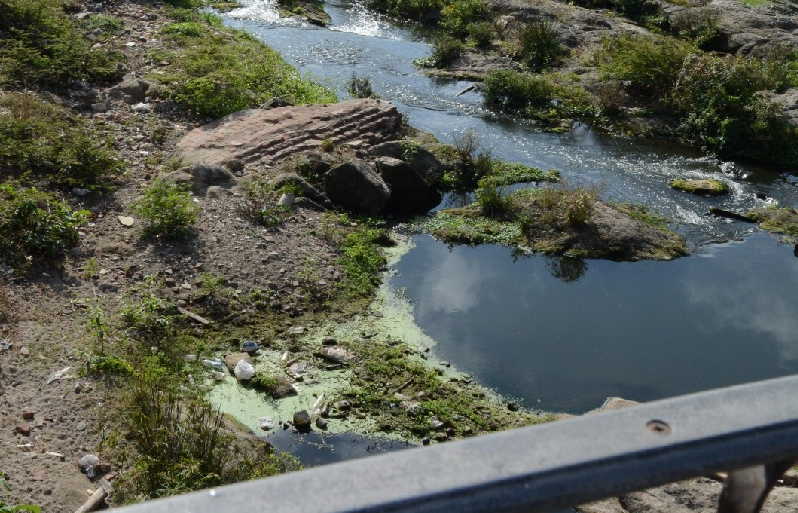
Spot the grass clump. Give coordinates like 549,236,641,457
484,70,597,122
0,0,124,88
80,14,125,35
518,20,566,72
133,179,200,239
0,92,122,189
347,74,377,98
439,0,490,38
598,34,693,97
0,184,88,268
112,365,300,502
430,35,464,67
155,11,335,118
339,227,390,297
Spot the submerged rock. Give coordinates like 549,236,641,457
670,178,729,196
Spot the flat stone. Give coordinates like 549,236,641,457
117,216,135,227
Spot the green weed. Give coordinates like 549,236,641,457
133,179,200,239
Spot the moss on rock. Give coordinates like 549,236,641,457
747,207,798,242
670,178,729,196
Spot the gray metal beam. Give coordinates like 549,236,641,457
113,375,798,513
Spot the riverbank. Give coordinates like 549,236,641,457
366,0,798,168
0,1,551,510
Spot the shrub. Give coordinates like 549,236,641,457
121,293,175,342
671,53,798,163
0,92,121,189
113,367,299,502
133,179,200,239
366,0,446,23
0,0,124,88
483,70,596,120
440,0,491,37
518,20,565,72
0,185,88,267
431,35,463,67
598,35,693,97
157,15,335,118
561,189,595,225
476,178,510,217
467,21,494,49
80,14,124,35
347,74,376,98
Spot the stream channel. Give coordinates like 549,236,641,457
215,0,798,467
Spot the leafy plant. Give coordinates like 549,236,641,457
0,0,124,88
476,178,510,217
0,184,88,268
133,179,200,239
518,20,565,72
483,70,596,121
440,0,490,37
0,92,122,189
431,35,463,67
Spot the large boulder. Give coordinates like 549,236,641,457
372,140,444,184
175,99,404,169
375,156,441,215
324,160,390,216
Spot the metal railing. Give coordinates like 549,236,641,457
113,374,798,513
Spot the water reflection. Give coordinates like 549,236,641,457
392,233,798,413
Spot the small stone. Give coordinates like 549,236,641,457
258,417,275,431
315,417,329,430
317,346,355,364
433,432,448,442
132,103,151,113
277,192,295,208
333,400,352,411
288,326,306,336
429,418,444,430
117,216,135,227
15,424,31,436
293,410,311,431
20,346,30,356
22,411,34,420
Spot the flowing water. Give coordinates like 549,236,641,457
219,0,798,456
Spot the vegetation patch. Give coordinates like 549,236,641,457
416,186,687,260
669,178,729,196
517,20,566,72
484,70,598,125
152,9,335,118
0,184,88,269
0,92,122,190
133,179,200,240
342,340,550,439
747,207,798,242
0,0,124,89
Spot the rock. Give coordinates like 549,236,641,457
277,192,295,208
271,173,329,205
315,417,329,430
576,499,627,513
270,376,298,399
132,102,151,113
117,216,135,227
202,358,225,371
233,359,255,381
670,178,729,196
188,164,235,189
589,396,640,414
224,353,252,373
324,160,390,216
108,76,151,103
205,186,229,199
72,187,90,197
22,411,34,420
374,156,441,215
333,400,352,411
162,170,194,187
240,340,260,354
176,99,403,168
14,424,31,436
318,346,355,364
293,410,312,431
258,417,275,431
90,102,108,113
288,326,306,336
371,140,444,183
78,454,99,473
709,208,756,222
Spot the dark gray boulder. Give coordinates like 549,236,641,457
324,160,390,216
375,157,442,215
372,140,444,184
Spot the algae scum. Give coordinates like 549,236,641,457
213,0,798,462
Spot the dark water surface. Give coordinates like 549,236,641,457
221,0,798,420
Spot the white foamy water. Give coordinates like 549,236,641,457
330,1,396,38
227,0,299,25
